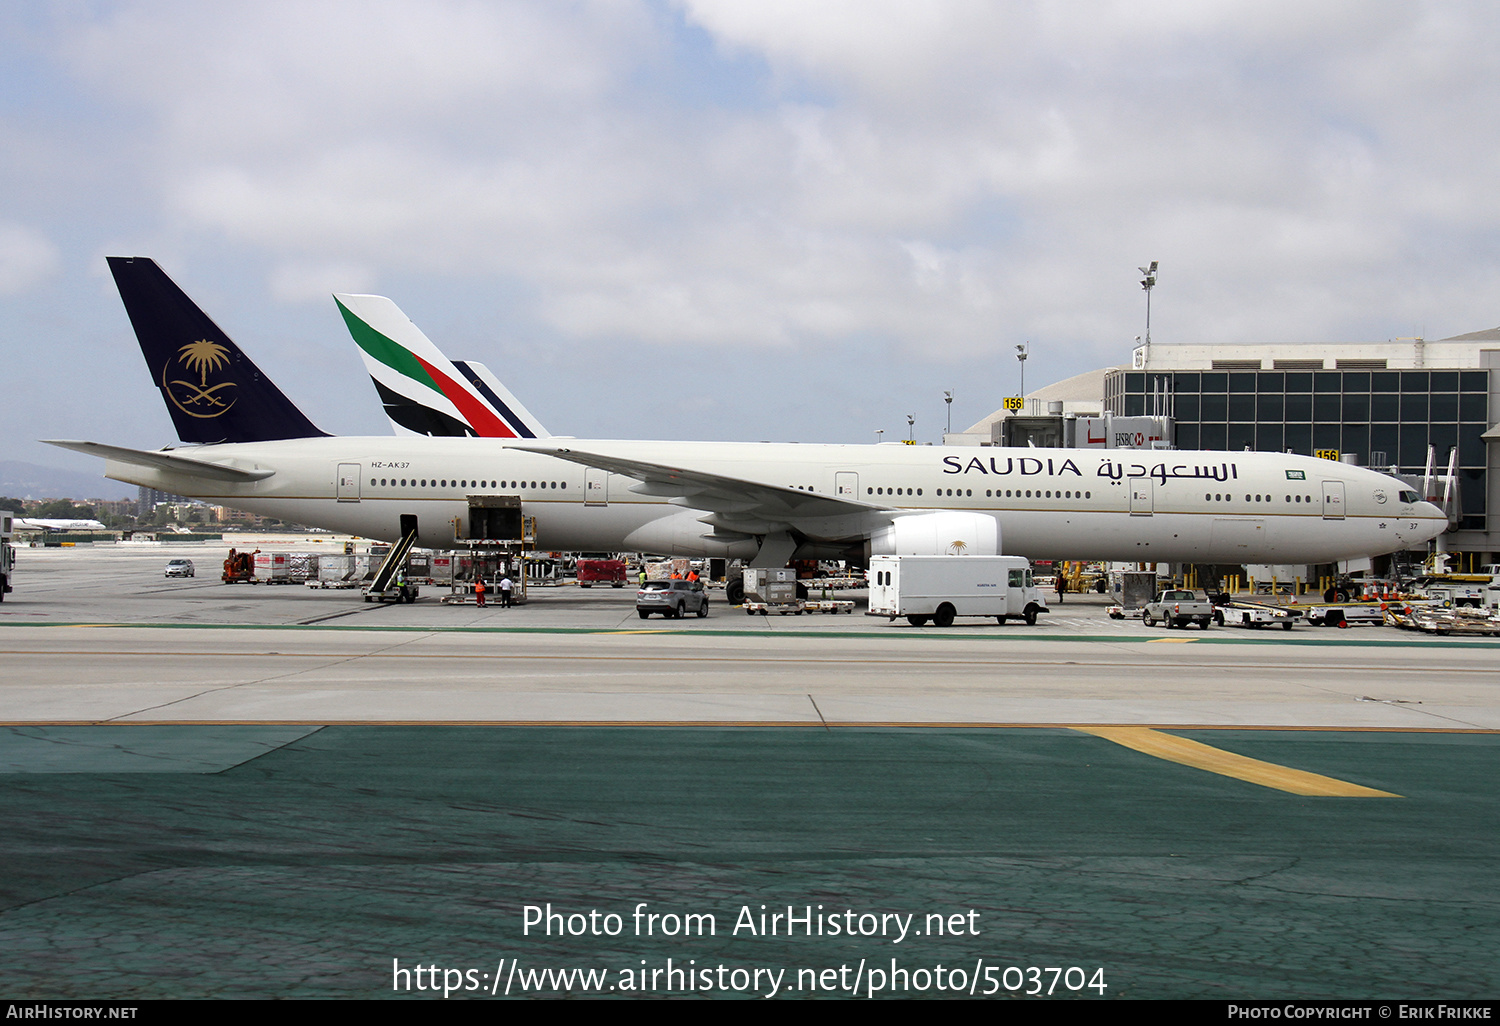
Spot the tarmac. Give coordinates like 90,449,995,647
2,540,1498,1000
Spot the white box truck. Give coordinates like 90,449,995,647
867,555,1048,627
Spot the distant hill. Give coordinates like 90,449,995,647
0,461,136,501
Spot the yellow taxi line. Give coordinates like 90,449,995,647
1074,725,1400,797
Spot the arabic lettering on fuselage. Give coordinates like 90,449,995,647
941,455,1238,484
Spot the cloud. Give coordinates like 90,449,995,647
0,222,61,295
30,0,1500,373
61,1,645,150
268,259,377,304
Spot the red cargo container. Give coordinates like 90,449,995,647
577,559,627,588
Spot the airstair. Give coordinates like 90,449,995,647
365,515,419,600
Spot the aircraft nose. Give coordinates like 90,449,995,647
1412,501,1449,543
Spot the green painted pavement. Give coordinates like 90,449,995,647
0,726,1496,999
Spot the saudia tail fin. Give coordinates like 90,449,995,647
107,257,328,443
334,293,549,439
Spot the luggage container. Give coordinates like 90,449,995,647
577,558,628,587
285,552,318,582
742,567,798,612
253,551,290,583
317,554,355,582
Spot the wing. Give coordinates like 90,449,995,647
41,440,276,482
508,443,893,538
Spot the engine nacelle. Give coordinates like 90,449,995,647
623,510,760,559
867,511,1000,558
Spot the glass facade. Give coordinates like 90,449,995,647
1104,368,1490,531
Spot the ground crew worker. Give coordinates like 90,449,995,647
474,576,487,607
499,575,514,608
638,568,647,586
687,569,699,582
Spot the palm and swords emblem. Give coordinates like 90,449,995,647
162,339,237,418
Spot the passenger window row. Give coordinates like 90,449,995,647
370,478,568,491
987,489,1093,500
867,486,1095,500
1204,493,1315,503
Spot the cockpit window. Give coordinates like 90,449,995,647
1398,490,1421,503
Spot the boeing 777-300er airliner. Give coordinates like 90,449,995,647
46,258,1447,583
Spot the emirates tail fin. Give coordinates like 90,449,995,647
335,294,548,439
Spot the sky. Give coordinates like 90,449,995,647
5,0,1500,485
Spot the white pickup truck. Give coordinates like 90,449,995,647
1142,589,1215,630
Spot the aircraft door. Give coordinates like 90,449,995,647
1321,480,1345,520
835,472,859,499
337,463,361,502
1129,478,1153,516
585,468,608,506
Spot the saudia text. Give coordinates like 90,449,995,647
941,455,1239,484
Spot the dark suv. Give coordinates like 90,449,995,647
636,579,709,619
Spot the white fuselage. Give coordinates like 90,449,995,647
101,437,1447,564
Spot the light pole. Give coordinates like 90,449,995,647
1015,343,1029,398
875,429,883,444
1138,261,1157,345
906,414,915,442
944,390,953,436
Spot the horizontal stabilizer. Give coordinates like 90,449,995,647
41,440,275,482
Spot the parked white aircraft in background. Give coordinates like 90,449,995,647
14,518,108,532
46,258,1447,586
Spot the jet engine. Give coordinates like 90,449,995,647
623,510,760,559
867,511,1000,558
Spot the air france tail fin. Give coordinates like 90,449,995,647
107,257,328,443
334,293,549,439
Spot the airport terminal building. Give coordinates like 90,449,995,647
968,331,1500,566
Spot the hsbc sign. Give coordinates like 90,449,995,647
1078,416,1168,449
